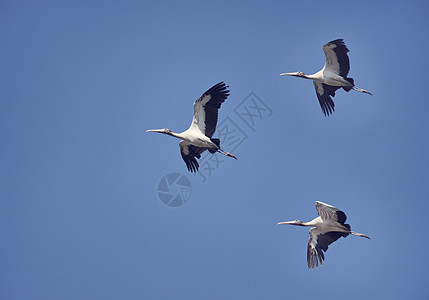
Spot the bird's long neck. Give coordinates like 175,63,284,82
291,220,316,227
299,221,316,227
302,73,317,80
166,131,186,140
299,217,324,227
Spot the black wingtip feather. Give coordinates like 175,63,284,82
324,39,351,77
317,84,339,117
325,39,350,53
198,82,231,138
206,82,230,100
180,144,206,173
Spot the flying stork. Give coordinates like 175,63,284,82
280,39,372,116
147,82,237,173
277,201,370,269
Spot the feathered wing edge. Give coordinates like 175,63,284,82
307,229,349,269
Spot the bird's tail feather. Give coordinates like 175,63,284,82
342,78,354,92
211,138,220,147
209,138,237,159
345,77,355,86
208,138,220,154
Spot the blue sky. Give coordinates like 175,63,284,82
1,0,428,299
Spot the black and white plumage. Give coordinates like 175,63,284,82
280,39,372,116
278,201,370,269
147,82,237,173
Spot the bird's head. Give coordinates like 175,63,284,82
146,128,172,135
277,220,304,226
280,71,306,78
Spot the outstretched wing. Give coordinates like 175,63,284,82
190,82,230,138
322,39,350,78
315,201,347,224
179,141,207,173
307,228,348,269
313,81,340,117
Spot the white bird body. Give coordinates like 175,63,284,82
305,216,347,231
147,82,237,173
310,70,351,86
171,129,215,148
278,201,370,269
281,39,372,116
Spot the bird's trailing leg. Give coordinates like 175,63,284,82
217,149,238,160
350,231,371,239
353,86,373,95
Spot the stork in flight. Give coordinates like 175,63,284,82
278,201,370,269
280,39,372,116
147,82,237,173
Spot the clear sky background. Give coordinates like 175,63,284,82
1,0,428,299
